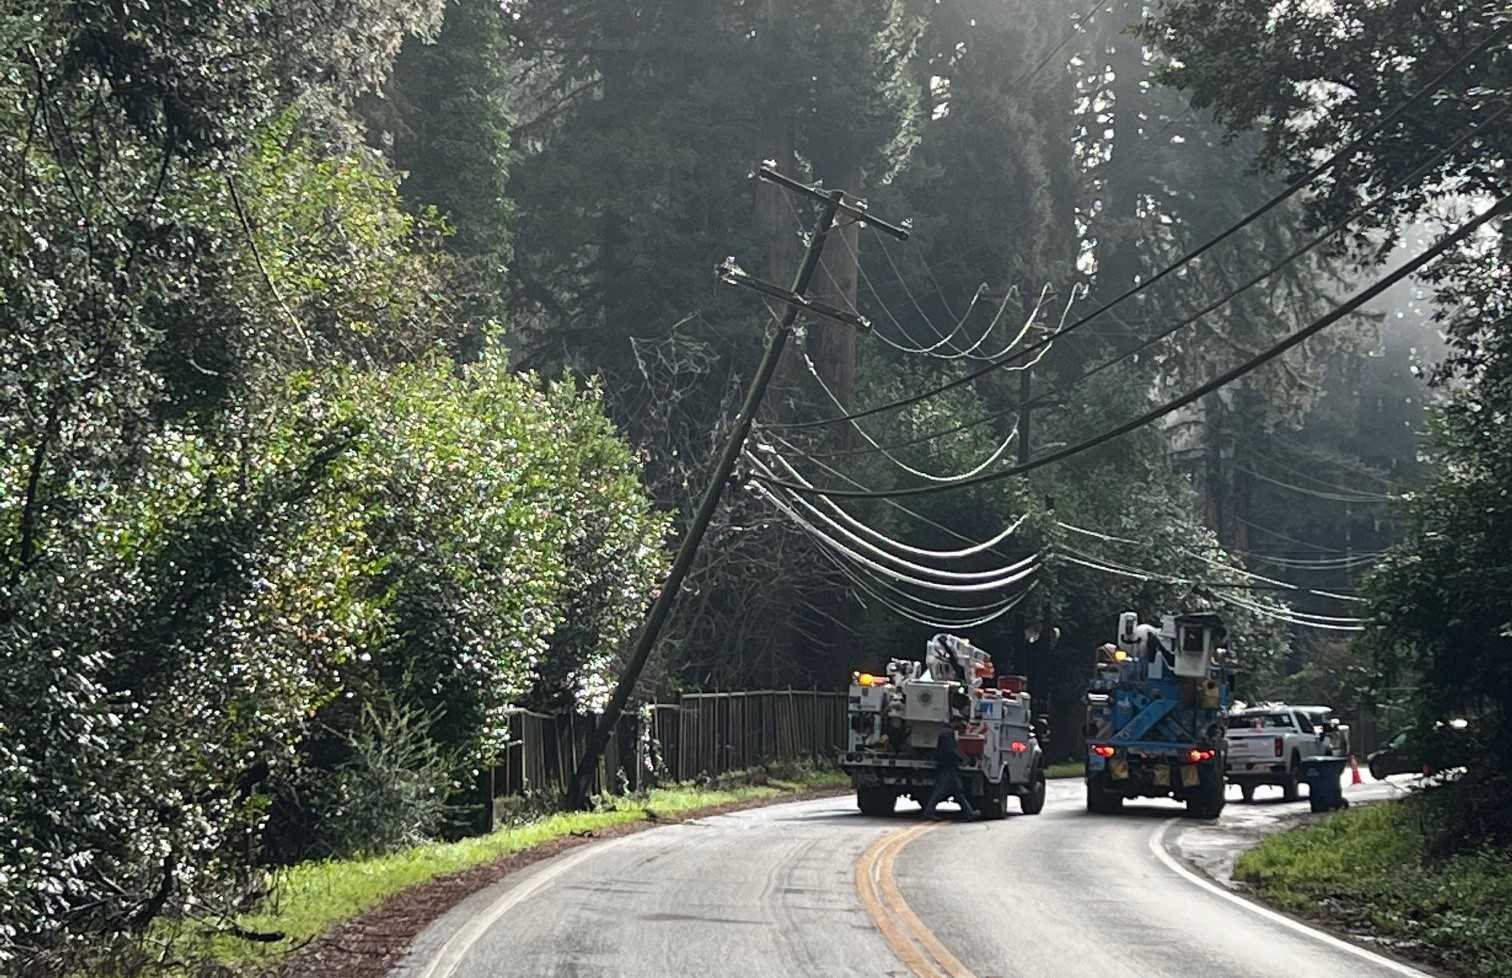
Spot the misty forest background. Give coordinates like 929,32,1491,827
3,0,1508,971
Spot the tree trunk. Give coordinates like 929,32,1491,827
1203,391,1227,545
1094,0,1148,349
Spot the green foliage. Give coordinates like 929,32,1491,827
307,700,459,859
364,0,516,328
1236,794,1512,978
0,350,666,972
1143,0,1510,258
283,354,669,755
1147,0,1511,844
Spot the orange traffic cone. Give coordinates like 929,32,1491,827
1349,754,1363,786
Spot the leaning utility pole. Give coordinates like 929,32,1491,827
564,164,909,809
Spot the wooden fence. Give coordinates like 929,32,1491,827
482,689,847,823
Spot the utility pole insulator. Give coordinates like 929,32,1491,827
754,164,912,242
716,261,873,332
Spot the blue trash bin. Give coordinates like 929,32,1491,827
1300,755,1349,813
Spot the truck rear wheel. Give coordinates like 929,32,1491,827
1085,775,1122,814
981,774,1008,819
857,787,896,817
1184,771,1225,819
1019,765,1046,815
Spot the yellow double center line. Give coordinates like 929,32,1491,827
854,823,978,978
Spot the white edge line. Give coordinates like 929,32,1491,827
415,833,640,978
1149,818,1432,978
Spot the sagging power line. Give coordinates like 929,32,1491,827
759,26,1510,433
752,195,1510,501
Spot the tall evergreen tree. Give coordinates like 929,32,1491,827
363,0,515,332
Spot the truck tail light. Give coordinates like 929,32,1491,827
1010,741,1028,753
1274,736,1284,757
1092,745,1116,758
1185,749,1216,764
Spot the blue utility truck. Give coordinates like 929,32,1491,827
1083,611,1231,818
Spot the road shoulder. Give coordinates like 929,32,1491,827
1161,781,1460,978
275,784,848,978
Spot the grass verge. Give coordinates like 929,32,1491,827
179,768,847,975
1234,794,1512,977
1047,761,1083,780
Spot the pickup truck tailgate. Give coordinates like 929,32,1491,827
1227,732,1282,763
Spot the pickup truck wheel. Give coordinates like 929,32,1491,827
857,787,896,817
1282,752,1301,802
1019,766,1046,815
1240,783,1256,803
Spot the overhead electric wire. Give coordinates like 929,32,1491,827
1243,444,1401,501
747,448,1038,582
831,554,1033,615
1054,519,1368,605
820,543,1038,629
752,195,1510,500
748,481,1041,594
1241,552,1382,571
759,26,1512,433
869,233,1061,362
755,444,1030,560
768,101,1508,466
1236,464,1399,504
1271,433,1403,490
1013,0,1118,87
798,351,1023,483
1051,543,1367,630
1235,513,1370,556
1216,589,1366,632
786,192,995,358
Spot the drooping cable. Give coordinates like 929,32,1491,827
1051,544,1366,630
754,443,1029,560
748,481,1041,594
821,543,1039,629
799,351,1022,483
748,448,1037,582
1236,464,1398,504
760,28,1512,432
1055,520,1368,605
1243,443,1402,501
753,196,1511,500
772,100,1507,463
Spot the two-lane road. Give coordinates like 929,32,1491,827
394,780,1426,978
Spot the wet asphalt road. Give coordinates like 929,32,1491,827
393,774,1427,978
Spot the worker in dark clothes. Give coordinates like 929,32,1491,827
922,722,979,820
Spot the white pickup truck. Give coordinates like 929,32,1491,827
1226,705,1348,802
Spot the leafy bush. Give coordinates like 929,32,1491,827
0,352,667,972
307,700,458,859
1236,792,1512,978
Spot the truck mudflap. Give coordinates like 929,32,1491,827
840,752,1005,795
1086,743,1224,801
